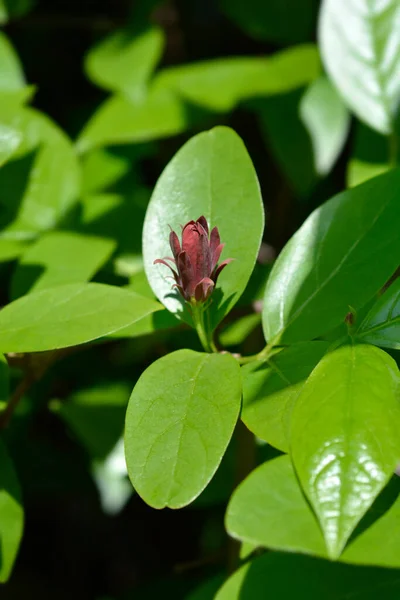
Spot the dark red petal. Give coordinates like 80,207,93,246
177,251,195,297
212,258,233,284
154,258,179,279
172,283,187,300
196,216,209,236
211,242,225,271
182,223,211,282
210,226,220,253
194,277,214,303
169,230,181,260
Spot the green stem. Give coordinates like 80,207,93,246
237,342,276,365
191,303,217,353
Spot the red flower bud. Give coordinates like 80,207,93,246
154,216,233,303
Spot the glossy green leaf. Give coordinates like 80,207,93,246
227,453,400,569
0,32,25,92
143,126,264,328
263,169,400,344
291,344,400,558
0,107,80,239
241,342,328,452
219,0,318,44
0,283,163,353
0,437,23,583
77,88,187,153
85,26,164,97
124,350,242,508
153,45,320,112
11,231,116,298
319,0,400,134
300,76,350,175
357,278,400,349
216,550,400,600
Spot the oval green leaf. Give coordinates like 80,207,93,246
143,126,264,328
357,278,400,349
319,0,400,134
0,282,162,353
241,342,328,452
85,26,164,97
153,45,320,112
124,349,242,508
0,437,23,583
263,169,400,344
300,76,350,176
291,344,400,558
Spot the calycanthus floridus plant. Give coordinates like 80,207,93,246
124,124,400,573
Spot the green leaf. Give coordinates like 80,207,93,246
124,349,241,508
0,437,23,583
153,45,320,112
226,452,400,569
219,0,319,44
263,169,400,344
357,278,400,349
241,342,328,452
11,231,116,298
0,107,80,239
0,282,163,353
143,126,264,328
300,76,350,176
85,26,164,97
0,31,25,92
215,550,400,600
0,122,22,167
76,88,187,153
291,344,400,558
226,455,327,556
319,0,400,134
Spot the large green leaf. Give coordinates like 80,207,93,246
219,0,319,44
0,122,22,168
85,26,164,97
10,231,116,298
319,0,400,134
153,45,320,112
124,350,241,508
262,169,400,344
226,454,400,569
76,88,187,153
0,107,80,239
216,547,400,599
347,122,390,188
291,344,400,558
226,455,327,557
0,283,162,353
300,76,350,176
0,437,23,583
0,31,25,92
241,342,328,452
357,278,400,349
143,126,264,328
